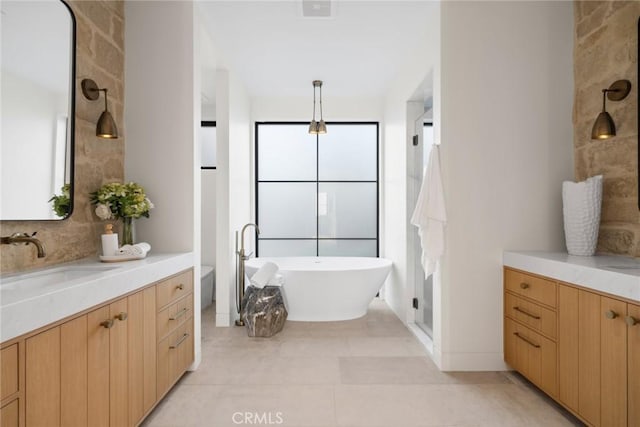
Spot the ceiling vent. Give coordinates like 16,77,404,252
300,0,335,18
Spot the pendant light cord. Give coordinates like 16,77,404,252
319,84,323,121
312,85,317,121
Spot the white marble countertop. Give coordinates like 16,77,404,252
503,251,640,303
0,252,194,342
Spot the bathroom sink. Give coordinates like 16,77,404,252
1,266,118,294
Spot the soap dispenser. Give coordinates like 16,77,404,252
101,223,118,256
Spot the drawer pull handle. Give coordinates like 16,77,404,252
626,315,639,326
519,282,530,290
169,308,189,321
513,332,540,348
100,319,114,329
513,306,541,320
115,312,127,321
170,333,189,349
176,284,185,291
605,310,618,320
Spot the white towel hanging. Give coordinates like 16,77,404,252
410,144,447,277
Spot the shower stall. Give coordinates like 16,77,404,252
408,115,435,338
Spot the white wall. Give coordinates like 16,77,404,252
251,96,383,122
215,70,252,326
124,0,201,366
199,19,217,271
381,4,439,328
435,1,574,370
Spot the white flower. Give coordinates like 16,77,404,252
95,203,113,220
145,198,155,209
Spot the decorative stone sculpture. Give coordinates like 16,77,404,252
241,286,288,337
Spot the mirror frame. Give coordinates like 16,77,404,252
2,0,77,221
637,17,639,210
60,0,76,221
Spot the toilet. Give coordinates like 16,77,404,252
201,265,215,310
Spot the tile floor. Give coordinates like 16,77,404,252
143,300,583,427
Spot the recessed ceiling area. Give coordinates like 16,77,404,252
199,1,438,98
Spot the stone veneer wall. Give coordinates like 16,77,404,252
0,1,124,273
574,1,640,257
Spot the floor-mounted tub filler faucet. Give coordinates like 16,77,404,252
235,223,260,326
1,232,46,258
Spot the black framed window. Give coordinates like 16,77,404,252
200,121,216,169
255,122,379,257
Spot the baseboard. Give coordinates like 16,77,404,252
438,351,508,371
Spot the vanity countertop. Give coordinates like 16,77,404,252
503,251,640,303
0,252,194,342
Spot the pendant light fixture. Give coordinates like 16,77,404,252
591,79,631,140
81,78,119,139
309,80,327,134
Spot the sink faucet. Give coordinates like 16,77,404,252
235,223,260,326
1,232,46,258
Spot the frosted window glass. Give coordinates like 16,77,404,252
258,183,317,238
318,240,377,257
200,125,216,167
258,240,317,257
318,124,377,181
258,125,316,181
318,183,377,238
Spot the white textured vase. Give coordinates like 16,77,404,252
562,175,603,256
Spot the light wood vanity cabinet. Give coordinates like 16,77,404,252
505,266,640,427
0,268,193,427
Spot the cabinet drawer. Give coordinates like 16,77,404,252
1,344,19,401
157,317,193,398
505,292,556,340
505,268,557,308
1,399,19,427
157,294,193,341
505,317,557,398
157,270,193,309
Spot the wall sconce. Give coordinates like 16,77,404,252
309,80,327,134
591,79,631,140
81,78,118,139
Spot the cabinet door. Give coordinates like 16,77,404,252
578,290,601,426
110,298,129,427
60,316,88,427
600,297,627,427
1,344,19,401
628,303,640,427
558,285,578,412
88,306,111,427
26,327,61,427
128,287,157,426
1,399,19,427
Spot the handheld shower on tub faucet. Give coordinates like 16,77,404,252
235,223,260,326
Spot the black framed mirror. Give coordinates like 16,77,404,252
0,0,76,220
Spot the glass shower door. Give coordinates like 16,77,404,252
414,122,434,338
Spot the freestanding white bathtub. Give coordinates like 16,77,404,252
244,257,392,321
